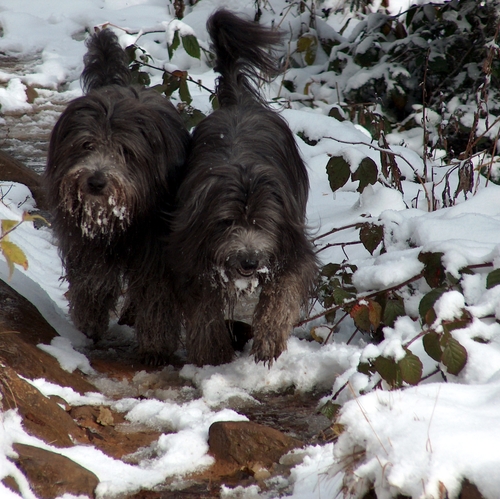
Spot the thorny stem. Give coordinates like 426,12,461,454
324,312,350,344
139,61,215,95
296,271,424,327
316,240,361,255
421,48,430,182
312,222,361,242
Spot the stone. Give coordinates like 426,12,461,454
0,363,87,447
208,420,303,469
0,279,95,394
0,149,46,210
12,443,98,499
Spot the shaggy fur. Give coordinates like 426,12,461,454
169,10,319,366
44,28,190,364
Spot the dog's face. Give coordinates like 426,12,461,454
171,106,311,297
46,87,187,239
173,155,303,295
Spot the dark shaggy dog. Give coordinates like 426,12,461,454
44,29,190,364
169,10,319,366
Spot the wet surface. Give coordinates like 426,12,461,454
0,55,70,173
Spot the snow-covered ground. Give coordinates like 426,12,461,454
1,0,500,498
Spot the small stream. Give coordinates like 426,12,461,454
0,54,70,173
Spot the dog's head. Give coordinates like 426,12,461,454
172,156,307,294
45,86,188,239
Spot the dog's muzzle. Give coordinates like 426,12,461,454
85,170,108,195
237,256,259,277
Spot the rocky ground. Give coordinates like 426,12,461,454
0,270,336,498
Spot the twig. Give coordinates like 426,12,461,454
316,240,361,254
324,312,350,344
312,222,361,242
138,61,215,95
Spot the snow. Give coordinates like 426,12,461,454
0,0,499,498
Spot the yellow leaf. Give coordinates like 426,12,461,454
23,212,50,226
1,240,28,279
296,33,318,66
1,219,19,236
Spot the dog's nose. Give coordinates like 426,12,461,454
238,257,259,277
86,172,107,194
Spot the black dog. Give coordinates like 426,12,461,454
169,10,319,366
44,28,190,364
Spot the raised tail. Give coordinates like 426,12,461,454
81,28,132,93
206,9,283,106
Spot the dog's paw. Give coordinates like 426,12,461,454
139,350,177,367
250,335,285,367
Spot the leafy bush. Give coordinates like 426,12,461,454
103,1,500,398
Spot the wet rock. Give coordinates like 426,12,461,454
12,443,98,499
0,279,96,393
0,149,46,209
0,363,87,447
69,405,161,460
208,420,303,469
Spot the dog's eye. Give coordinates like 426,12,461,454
220,219,233,228
82,141,94,151
122,147,134,159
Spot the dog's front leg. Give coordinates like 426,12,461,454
251,266,314,365
130,276,181,366
185,288,234,366
66,260,121,341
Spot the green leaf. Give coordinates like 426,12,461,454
321,263,341,278
349,300,381,332
320,401,341,420
162,72,181,97
296,33,318,66
398,350,423,385
179,77,192,105
350,302,371,332
332,287,355,307
441,311,472,335
419,251,445,288
418,287,447,325
486,268,500,289
442,336,468,375
368,300,382,331
357,361,374,375
134,71,150,86
374,356,400,387
168,30,180,59
383,295,405,328
210,94,219,111
406,5,418,27
359,223,384,255
423,331,443,362
182,34,201,59
326,156,351,192
181,107,206,129
352,157,378,193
